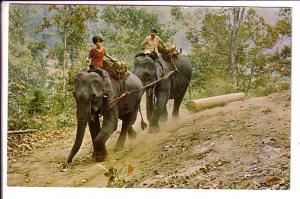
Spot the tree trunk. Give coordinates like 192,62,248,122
246,53,257,94
63,35,67,97
230,7,245,91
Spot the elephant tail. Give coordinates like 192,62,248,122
139,105,147,130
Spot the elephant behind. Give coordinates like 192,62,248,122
67,69,145,163
133,52,192,133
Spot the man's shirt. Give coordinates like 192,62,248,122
141,35,163,54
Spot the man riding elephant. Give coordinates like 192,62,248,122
67,36,147,163
141,28,165,55
133,40,192,133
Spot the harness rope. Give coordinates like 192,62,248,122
106,55,191,111
106,70,175,111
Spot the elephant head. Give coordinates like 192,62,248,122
133,54,163,87
67,72,109,163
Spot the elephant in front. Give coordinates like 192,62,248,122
132,52,192,133
67,69,145,163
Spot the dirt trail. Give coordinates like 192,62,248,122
7,90,290,189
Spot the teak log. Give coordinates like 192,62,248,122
186,92,246,112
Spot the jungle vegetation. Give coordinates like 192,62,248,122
7,5,291,130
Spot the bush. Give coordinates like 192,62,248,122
57,113,73,127
28,89,47,115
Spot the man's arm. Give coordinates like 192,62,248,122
105,53,118,62
141,36,149,47
157,36,166,48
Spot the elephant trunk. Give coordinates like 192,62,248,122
67,104,91,163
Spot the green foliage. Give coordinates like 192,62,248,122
28,89,47,115
276,8,291,36
186,8,291,98
98,6,174,68
104,167,126,188
57,113,73,127
8,5,49,130
7,5,291,131
39,5,99,97
170,7,183,21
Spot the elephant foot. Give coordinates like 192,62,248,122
128,129,137,139
148,126,160,134
160,116,168,123
172,115,180,121
160,110,168,122
114,144,124,152
93,150,107,162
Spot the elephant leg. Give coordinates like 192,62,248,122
146,92,154,122
127,104,139,139
128,125,137,139
114,119,131,152
148,91,169,133
94,108,118,162
172,88,187,119
88,114,101,156
159,105,168,122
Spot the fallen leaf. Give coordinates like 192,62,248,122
265,176,283,186
25,178,32,183
15,83,26,89
128,164,134,176
212,180,224,189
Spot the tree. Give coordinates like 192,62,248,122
37,5,98,95
8,5,48,129
186,7,290,97
230,7,245,89
97,6,174,67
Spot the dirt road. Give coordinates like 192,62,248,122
7,90,290,189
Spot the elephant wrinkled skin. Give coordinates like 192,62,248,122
67,70,144,163
133,53,192,133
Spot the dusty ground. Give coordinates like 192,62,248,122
7,90,290,189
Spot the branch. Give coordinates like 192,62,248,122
8,129,38,135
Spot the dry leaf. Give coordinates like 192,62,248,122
15,83,26,89
265,176,283,186
128,164,134,176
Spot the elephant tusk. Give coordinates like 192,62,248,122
103,95,108,98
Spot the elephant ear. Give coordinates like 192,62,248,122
90,78,104,98
155,61,164,79
102,75,113,98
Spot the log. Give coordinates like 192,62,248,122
186,92,246,112
8,129,38,135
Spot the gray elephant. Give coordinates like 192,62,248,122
132,52,192,133
67,69,145,163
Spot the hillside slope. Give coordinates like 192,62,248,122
7,90,290,189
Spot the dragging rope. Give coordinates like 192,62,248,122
106,70,176,111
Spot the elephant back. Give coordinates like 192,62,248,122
173,54,193,80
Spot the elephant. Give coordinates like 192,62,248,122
67,69,145,163
132,52,192,133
